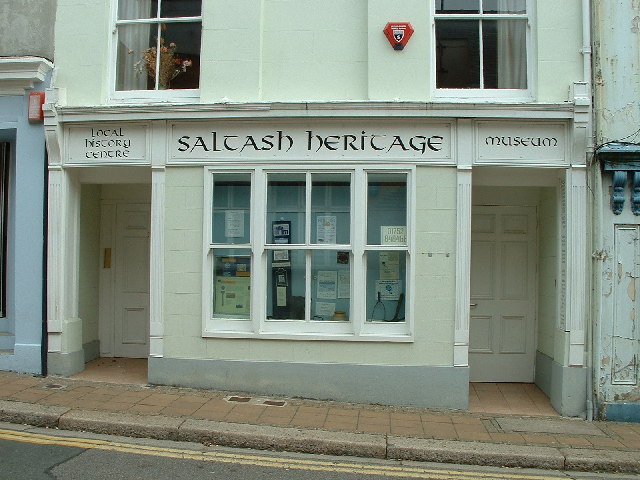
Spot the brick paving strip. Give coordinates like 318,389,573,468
1,371,640,473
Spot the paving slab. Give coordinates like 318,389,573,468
58,409,185,441
495,417,606,436
387,435,565,470
0,399,69,428
179,418,387,458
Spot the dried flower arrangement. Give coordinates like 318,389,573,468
131,37,192,89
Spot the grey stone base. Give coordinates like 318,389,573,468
149,357,470,410
47,350,85,377
83,340,100,363
599,402,640,423
535,351,587,417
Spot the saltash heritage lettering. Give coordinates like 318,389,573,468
485,136,558,147
84,127,131,158
176,130,445,155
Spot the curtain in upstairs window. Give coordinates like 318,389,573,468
117,0,152,91
496,0,527,89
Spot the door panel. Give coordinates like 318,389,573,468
469,206,536,382
114,203,150,358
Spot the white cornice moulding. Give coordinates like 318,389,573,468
0,57,54,95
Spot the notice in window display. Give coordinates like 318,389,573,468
379,252,400,280
276,286,287,307
315,301,336,319
381,226,407,245
376,280,402,300
215,277,250,315
338,270,350,298
316,216,337,244
224,210,244,238
317,270,337,299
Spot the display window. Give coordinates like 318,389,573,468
204,167,413,341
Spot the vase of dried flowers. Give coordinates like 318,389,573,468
133,38,192,89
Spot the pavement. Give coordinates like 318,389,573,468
1,370,640,475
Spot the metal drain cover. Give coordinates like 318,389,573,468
43,383,67,390
225,395,287,407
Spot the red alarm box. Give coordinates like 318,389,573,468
383,23,414,51
28,91,46,123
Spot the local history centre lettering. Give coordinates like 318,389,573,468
84,127,132,159
177,130,445,155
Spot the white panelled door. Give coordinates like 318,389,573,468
469,206,537,382
113,203,151,358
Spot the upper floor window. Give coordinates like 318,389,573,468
115,0,202,92
435,0,528,91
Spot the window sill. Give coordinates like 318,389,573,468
110,89,200,104
202,329,413,342
433,89,533,103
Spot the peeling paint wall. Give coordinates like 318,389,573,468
593,0,640,144
0,0,56,60
593,1,640,413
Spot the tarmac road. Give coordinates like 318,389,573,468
1,423,639,480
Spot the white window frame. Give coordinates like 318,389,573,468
432,0,535,102
109,0,202,103
202,165,415,342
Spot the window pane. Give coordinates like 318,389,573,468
156,22,201,89
483,0,526,14
116,22,200,90
160,0,201,17
212,174,251,244
267,173,306,244
435,20,480,88
367,173,407,246
366,251,406,323
267,249,305,320
312,250,351,322
436,0,479,13
482,20,527,89
213,249,251,319
116,23,157,91
118,0,158,20
311,173,350,245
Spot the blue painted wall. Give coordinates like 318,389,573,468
0,77,49,373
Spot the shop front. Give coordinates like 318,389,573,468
45,104,589,414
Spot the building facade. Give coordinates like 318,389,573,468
592,0,640,422
45,0,592,415
0,0,55,374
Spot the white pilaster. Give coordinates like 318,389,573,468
454,119,473,367
149,121,167,358
567,166,588,366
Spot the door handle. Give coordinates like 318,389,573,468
470,303,478,307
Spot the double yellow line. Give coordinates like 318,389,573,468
0,428,565,480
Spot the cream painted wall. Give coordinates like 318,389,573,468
162,166,457,366
537,187,558,357
79,185,101,346
54,0,586,105
54,0,111,105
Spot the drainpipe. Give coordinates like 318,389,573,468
582,0,595,422
41,147,48,378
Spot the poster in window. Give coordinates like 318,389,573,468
379,251,400,280
376,279,402,300
381,226,407,245
317,270,337,299
338,270,350,298
316,215,337,244
225,210,244,238
215,277,251,315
